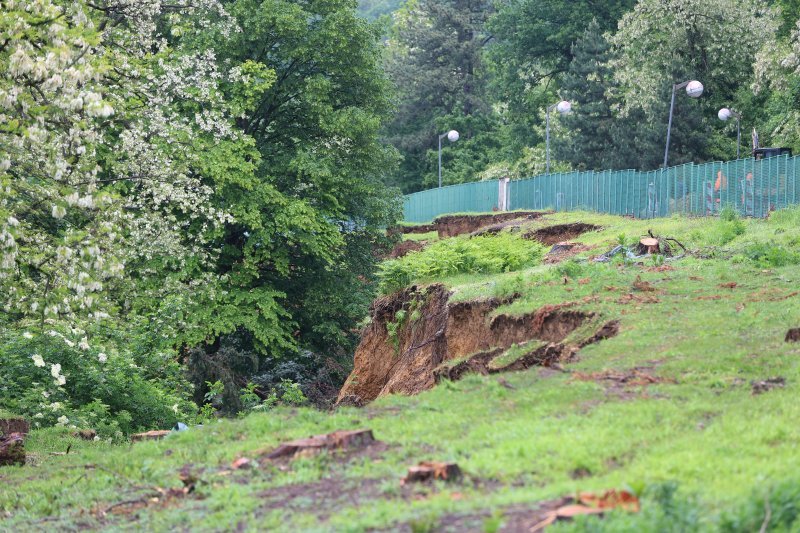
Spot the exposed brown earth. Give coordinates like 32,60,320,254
336,285,619,406
435,211,547,238
398,223,436,235
388,240,426,259
0,418,29,437
525,223,600,246
544,242,593,264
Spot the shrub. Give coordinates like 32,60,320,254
378,232,546,294
742,242,800,267
0,327,196,439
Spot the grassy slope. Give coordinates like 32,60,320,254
3,211,800,532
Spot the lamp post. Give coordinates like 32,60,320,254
546,100,571,174
438,129,459,188
718,107,741,159
663,80,703,168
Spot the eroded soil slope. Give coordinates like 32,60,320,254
337,285,618,405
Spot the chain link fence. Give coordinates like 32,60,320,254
403,155,798,222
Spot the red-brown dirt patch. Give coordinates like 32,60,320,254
525,223,600,246
572,369,675,387
388,240,426,259
435,211,547,238
398,223,436,235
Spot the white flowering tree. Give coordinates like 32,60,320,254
0,0,278,432
0,0,400,426
611,0,776,116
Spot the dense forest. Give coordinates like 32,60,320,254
382,0,800,192
3,0,799,435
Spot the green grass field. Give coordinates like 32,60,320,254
3,210,800,532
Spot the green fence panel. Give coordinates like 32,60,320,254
402,156,800,222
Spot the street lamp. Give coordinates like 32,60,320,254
663,80,703,168
546,100,571,174
438,129,459,188
718,107,741,159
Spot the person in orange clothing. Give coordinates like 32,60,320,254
715,169,727,192
713,169,727,209
742,172,753,208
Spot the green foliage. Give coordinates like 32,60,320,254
742,242,800,267
383,0,500,191
719,480,800,532
387,309,407,353
487,0,636,151
239,383,262,411
0,328,195,438
204,381,225,404
378,233,546,293
694,208,747,246
555,259,586,280
277,379,308,406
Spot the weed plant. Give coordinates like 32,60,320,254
378,232,546,294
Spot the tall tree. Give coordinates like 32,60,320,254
384,0,499,192
610,0,777,165
555,20,619,170
170,0,402,407
487,0,637,149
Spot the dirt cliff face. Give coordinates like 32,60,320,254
337,286,619,406
435,212,546,239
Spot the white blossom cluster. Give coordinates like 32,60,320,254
610,0,777,117
0,0,252,356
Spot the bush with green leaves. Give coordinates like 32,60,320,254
0,327,196,440
378,232,546,294
741,242,800,268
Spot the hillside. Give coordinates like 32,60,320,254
3,210,800,531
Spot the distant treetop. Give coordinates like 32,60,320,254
357,0,403,20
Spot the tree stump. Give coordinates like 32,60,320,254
402,461,462,484
266,429,376,460
0,433,25,466
638,237,660,255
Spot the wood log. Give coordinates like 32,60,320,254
130,430,171,443
0,433,25,466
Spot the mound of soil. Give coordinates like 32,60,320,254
336,286,619,406
398,223,436,235
388,240,426,259
525,223,600,246
435,211,547,239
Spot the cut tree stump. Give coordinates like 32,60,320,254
639,237,660,254
0,433,26,466
0,418,30,437
402,461,462,484
266,429,376,460
130,430,171,443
